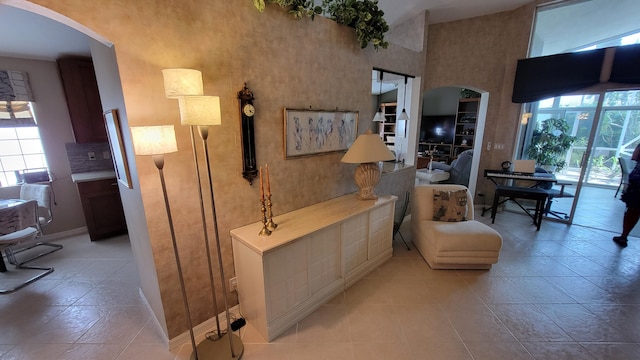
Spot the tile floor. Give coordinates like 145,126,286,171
2,189,640,359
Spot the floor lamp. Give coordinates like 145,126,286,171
130,125,199,358
177,95,244,359
163,69,224,343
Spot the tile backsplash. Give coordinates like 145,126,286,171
65,142,114,173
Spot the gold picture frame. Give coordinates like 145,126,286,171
284,108,358,159
103,109,132,189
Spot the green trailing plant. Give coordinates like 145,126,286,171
253,0,322,19
252,0,389,50
526,118,576,172
323,0,389,50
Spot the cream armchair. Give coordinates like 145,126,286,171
411,184,503,269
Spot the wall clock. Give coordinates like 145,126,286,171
238,83,258,185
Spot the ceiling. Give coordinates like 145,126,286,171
0,1,533,61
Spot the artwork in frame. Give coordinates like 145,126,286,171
103,109,132,189
284,108,358,159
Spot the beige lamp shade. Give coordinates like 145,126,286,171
341,130,395,164
177,96,221,126
162,69,203,98
131,125,178,155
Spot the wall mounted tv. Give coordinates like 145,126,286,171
420,115,455,144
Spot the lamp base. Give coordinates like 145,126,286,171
192,332,244,359
354,162,381,200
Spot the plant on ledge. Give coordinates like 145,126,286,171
525,118,576,172
252,0,389,50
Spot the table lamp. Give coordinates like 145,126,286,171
341,129,395,200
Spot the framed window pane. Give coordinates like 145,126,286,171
0,155,27,171
19,139,43,154
15,127,40,138
23,154,47,169
0,128,17,140
0,140,21,155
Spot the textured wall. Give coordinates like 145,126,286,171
423,3,536,200
26,0,425,339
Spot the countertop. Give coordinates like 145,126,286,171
71,171,116,183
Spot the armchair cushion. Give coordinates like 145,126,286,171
433,189,468,222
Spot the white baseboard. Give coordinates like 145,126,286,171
40,227,88,242
168,304,242,351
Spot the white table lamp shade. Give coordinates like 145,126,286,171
341,130,395,164
178,96,221,126
131,125,178,155
162,69,203,98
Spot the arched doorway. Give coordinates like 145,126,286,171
420,86,489,196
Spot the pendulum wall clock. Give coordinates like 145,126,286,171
238,83,258,185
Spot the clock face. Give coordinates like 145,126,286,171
243,103,255,117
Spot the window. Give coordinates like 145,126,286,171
0,101,49,187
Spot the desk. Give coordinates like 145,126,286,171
481,170,556,230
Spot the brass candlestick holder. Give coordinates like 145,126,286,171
259,199,271,236
266,194,278,231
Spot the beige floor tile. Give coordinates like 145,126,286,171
2,186,640,359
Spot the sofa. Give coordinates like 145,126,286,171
411,184,503,269
428,149,474,186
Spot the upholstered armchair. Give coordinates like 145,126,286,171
411,184,503,269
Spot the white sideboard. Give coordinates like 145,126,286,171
230,194,396,342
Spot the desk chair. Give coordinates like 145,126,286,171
393,191,411,251
0,200,54,294
14,184,63,265
615,157,632,198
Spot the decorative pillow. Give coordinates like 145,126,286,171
433,190,468,222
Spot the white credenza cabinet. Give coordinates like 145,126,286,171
231,194,396,342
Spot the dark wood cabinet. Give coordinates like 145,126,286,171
77,179,127,241
58,57,106,143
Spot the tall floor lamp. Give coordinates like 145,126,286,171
130,125,199,358
177,95,243,359
162,69,224,345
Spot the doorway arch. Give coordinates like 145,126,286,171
420,86,489,196
0,1,167,337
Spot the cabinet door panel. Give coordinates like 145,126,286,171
369,203,393,259
308,226,341,294
265,239,309,321
342,213,369,273
58,57,106,143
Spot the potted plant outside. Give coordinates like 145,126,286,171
526,118,576,172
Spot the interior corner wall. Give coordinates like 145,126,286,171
29,0,425,339
89,39,168,338
423,2,536,199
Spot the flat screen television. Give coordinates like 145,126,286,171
420,115,455,144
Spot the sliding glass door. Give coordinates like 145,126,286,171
517,89,640,223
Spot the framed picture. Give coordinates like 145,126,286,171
284,108,358,159
103,109,132,189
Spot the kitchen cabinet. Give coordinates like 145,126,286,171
77,178,127,240
58,57,106,143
